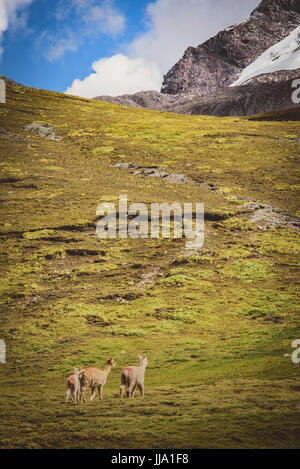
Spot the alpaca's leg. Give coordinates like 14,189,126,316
131,384,137,398
120,384,125,398
90,386,96,401
71,384,75,402
98,384,103,401
76,386,81,403
73,384,79,403
138,383,144,397
79,385,86,403
120,372,127,399
128,383,136,398
65,387,71,403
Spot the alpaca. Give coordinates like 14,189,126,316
79,357,115,403
120,355,148,398
65,367,81,403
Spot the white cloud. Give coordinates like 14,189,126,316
65,54,162,98
45,30,81,62
130,0,261,74
66,0,261,97
0,0,33,57
83,3,125,37
43,0,125,62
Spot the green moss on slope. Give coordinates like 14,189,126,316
0,81,299,449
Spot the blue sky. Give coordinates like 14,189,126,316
0,0,261,97
0,0,149,92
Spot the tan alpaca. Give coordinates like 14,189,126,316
79,357,115,403
120,355,148,398
65,367,82,403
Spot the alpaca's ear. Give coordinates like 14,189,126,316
138,354,142,359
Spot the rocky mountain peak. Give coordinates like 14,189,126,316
161,0,300,95
95,0,299,118
251,0,300,17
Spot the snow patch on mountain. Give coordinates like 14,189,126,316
231,26,300,87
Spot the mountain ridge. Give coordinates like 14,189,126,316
161,0,300,95
95,68,300,117
94,0,300,117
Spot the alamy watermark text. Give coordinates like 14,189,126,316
0,79,6,104
96,195,204,249
0,340,6,363
291,79,300,104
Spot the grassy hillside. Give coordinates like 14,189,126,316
248,106,300,121
0,80,299,449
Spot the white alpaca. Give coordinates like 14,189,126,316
120,355,148,398
65,367,81,403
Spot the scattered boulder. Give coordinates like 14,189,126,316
144,168,168,178
241,201,300,229
24,123,63,141
208,183,218,192
113,162,139,169
113,162,187,184
164,173,187,185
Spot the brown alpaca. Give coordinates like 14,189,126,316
79,357,115,403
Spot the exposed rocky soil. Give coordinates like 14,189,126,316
113,162,187,184
25,123,63,141
241,201,300,229
113,162,300,231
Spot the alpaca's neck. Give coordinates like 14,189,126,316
104,364,112,376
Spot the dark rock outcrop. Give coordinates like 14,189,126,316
95,69,300,117
95,90,175,110
175,69,300,116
